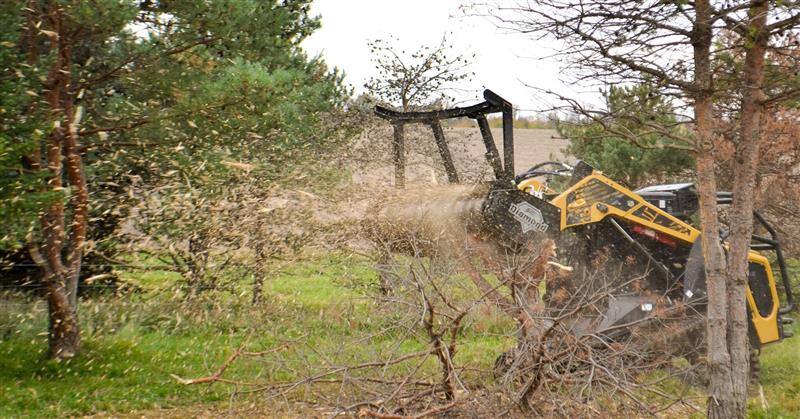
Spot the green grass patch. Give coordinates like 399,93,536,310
1,253,798,417
0,329,239,417
748,320,800,418
0,253,509,417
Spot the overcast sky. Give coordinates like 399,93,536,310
301,0,599,114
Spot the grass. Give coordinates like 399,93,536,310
1,253,798,418
0,253,511,418
748,321,800,418
0,329,239,416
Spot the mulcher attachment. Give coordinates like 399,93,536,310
481,180,561,248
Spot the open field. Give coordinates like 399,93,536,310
488,128,568,170
350,127,569,187
1,253,798,418
422,127,569,176
459,128,568,171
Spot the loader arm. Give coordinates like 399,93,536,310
549,170,700,245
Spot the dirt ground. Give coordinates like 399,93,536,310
486,128,567,171
451,127,568,171
350,127,569,187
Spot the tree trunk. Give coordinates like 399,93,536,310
63,38,88,313
252,275,265,304
45,273,81,359
725,1,770,416
691,2,737,417
25,3,86,360
29,243,82,359
392,122,406,189
252,228,269,304
252,251,265,304
697,148,735,419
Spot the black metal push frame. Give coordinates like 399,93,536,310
374,89,515,187
751,211,795,314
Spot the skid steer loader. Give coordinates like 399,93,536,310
375,89,796,353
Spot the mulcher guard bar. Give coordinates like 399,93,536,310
375,89,516,183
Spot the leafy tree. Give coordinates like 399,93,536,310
559,84,693,187
0,8,57,250
365,35,473,111
3,0,348,359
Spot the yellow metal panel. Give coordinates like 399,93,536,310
747,254,781,345
538,170,782,345
517,178,556,197
549,172,700,243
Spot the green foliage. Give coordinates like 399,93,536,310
559,84,694,187
78,0,349,188
748,320,800,418
0,127,56,250
1,0,351,252
153,0,319,67
0,7,58,250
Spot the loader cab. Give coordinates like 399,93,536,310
515,160,603,200
547,166,794,348
683,236,792,347
635,181,796,346
515,161,574,199
634,183,699,223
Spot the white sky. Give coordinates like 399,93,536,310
301,0,599,115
